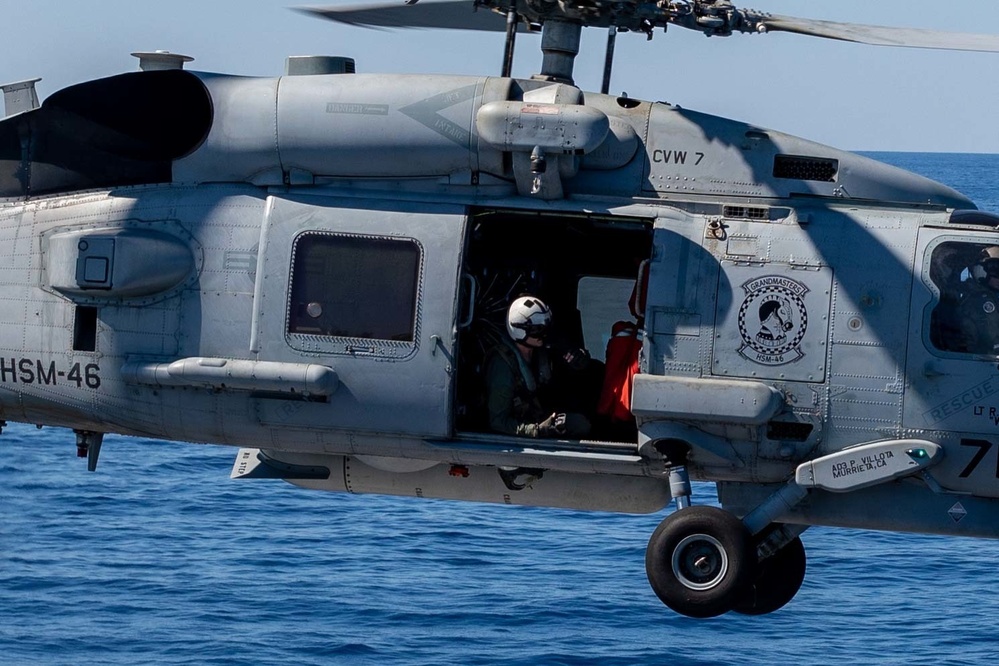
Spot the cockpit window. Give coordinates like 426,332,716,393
0,70,212,198
929,241,999,355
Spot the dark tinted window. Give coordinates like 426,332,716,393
73,306,98,352
928,241,999,354
288,234,420,342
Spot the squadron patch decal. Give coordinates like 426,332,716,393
737,276,809,366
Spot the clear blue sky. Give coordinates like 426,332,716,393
6,0,999,152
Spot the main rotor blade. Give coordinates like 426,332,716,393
298,1,514,32
752,13,999,53
300,2,999,53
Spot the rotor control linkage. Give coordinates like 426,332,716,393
501,9,518,77
75,430,105,472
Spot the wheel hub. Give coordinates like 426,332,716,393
672,533,728,591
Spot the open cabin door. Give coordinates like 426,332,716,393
454,208,653,441
252,195,466,438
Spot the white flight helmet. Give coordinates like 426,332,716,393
973,245,999,283
506,296,552,343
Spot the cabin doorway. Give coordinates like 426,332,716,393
455,208,653,443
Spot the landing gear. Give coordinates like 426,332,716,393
733,536,806,616
643,438,946,617
645,509,808,617
645,506,755,618
645,443,813,617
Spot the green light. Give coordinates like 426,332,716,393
906,448,929,461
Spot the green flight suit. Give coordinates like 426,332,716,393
483,341,550,437
483,340,591,438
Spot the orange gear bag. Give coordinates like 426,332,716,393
597,321,641,422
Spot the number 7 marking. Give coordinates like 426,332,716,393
959,438,995,478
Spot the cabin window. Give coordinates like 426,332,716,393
287,233,421,343
928,241,999,355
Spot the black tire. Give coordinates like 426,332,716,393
734,536,807,616
645,506,755,619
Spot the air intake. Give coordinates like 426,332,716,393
773,155,838,182
723,206,769,220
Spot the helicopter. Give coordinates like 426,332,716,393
4,0,999,619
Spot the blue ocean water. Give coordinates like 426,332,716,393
3,153,999,666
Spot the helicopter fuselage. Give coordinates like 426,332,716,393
3,65,999,616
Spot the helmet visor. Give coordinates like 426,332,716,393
513,322,549,340
983,257,999,278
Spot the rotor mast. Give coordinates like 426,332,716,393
536,19,582,84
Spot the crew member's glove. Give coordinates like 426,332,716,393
561,347,590,371
537,412,567,437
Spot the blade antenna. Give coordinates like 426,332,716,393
502,8,518,77
601,25,617,94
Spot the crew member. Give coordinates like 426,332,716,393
484,296,591,438
955,246,999,354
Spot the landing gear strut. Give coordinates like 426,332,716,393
645,440,807,617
